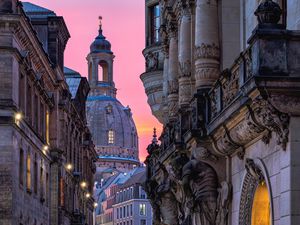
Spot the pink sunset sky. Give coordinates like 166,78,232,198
27,0,162,161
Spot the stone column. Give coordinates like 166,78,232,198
194,0,220,91
162,44,169,124
167,21,179,122
178,2,192,107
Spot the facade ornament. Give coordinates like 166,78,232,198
179,60,191,77
155,163,179,225
194,43,220,60
167,20,178,39
145,51,159,72
168,80,179,94
254,0,282,25
251,97,289,150
216,181,231,225
181,149,218,225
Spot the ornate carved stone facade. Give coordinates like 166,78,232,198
142,0,300,225
0,2,97,225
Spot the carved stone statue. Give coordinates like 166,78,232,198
155,163,179,225
168,153,190,224
182,150,218,225
146,51,158,72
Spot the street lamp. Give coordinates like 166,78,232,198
66,163,73,171
80,181,87,189
85,192,91,198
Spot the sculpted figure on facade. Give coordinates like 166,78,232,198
181,149,218,225
146,51,159,72
168,153,191,224
155,163,179,225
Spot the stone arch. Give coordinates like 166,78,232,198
98,60,109,82
239,158,274,225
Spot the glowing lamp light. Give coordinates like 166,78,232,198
66,163,73,171
94,202,98,208
80,181,87,189
43,145,49,151
15,112,22,121
85,193,91,198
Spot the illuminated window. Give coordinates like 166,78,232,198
251,181,271,225
46,110,50,144
139,204,146,216
26,153,31,190
108,130,114,144
150,4,160,44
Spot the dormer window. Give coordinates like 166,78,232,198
108,129,114,144
106,104,112,114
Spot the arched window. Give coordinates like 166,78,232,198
108,130,114,144
251,181,271,225
98,60,109,82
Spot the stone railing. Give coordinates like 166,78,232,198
209,48,252,121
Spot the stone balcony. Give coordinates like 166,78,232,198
140,44,164,123
155,25,300,163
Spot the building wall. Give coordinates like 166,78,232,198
0,2,97,225
142,0,300,225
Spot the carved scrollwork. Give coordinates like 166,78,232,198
194,43,220,60
252,97,289,150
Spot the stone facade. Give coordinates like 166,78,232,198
0,1,97,225
141,0,300,225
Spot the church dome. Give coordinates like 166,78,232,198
90,29,112,53
86,94,139,170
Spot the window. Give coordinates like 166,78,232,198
19,73,25,112
127,205,129,217
108,130,114,144
141,219,146,225
26,153,31,190
34,94,39,131
130,204,133,216
40,161,44,200
251,181,270,225
117,208,119,219
46,110,50,144
60,178,65,207
33,159,38,194
150,4,160,44
123,206,126,218
139,204,146,216
19,149,24,185
27,84,32,124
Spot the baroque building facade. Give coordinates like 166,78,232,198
141,0,300,225
0,1,97,225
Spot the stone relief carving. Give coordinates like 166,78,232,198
168,80,179,94
179,60,191,77
252,97,289,150
194,43,220,60
181,149,218,225
146,51,159,72
156,164,179,225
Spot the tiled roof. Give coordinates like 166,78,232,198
22,2,56,16
66,77,81,98
64,67,81,77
